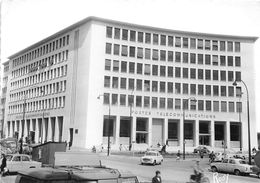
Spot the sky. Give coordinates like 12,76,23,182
1,0,260,131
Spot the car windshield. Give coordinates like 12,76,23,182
5,155,13,161
239,160,247,164
145,152,157,156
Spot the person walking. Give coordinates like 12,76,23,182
176,150,181,161
0,154,7,176
152,170,162,183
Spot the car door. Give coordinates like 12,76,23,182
10,155,22,172
226,159,236,173
220,159,229,172
21,155,31,169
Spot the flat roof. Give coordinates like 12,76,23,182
8,16,258,60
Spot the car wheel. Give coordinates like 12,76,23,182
141,162,144,165
234,169,240,176
211,166,218,172
153,160,156,166
257,173,260,179
29,166,36,168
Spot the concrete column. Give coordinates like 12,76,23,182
35,119,39,143
164,119,168,145
10,121,13,137
179,119,183,148
115,116,120,145
54,117,59,142
194,119,199,147
131,116,136,143
47,118,52,141
148,117,153,147
225,121,230,149
210,120,215,148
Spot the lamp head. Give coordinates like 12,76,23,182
232,80,237,86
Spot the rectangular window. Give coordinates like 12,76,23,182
112,77,118,88
160,50,166,61
213,70,219,81
168,36,173,46
128,95,134,106
228,86,234,97
152,49,159,60
160,35,166,45
114,44,120,55
183,52,188,63
160,66,166,77
198,69,203,79
168,82,173,93
212,55,218,66
105,59,111,71
235,57,241,67
145,48,151,59
227,41,233,52
198,54,203,64
167,98,173,109
175,83,181,94
205,54,211,65
236,87,242,97
114,28,120,39
152,97,158,108
213,85,219,96
183,99,188,110
212,40,218,51
137,47,143,58
130,30,136,41
197,39,203,49
229,102,235,112
152,65,158,76
221,86,226,96
235,42,240,52
228,71,234,81
104,76,110,88
144,64,151,75
136,96,142,107
137,63,143,74
145,33,151,43
159,98,165,108
183,83,189,94
122,29,128,40
121,61,127,73
144,80,150,91
190,84,196,95
220,41,225,51
183,68,188,78
168,51,173,62
206,85,211,96
104,93,110,104
205,40,211,50
236,102,242,112
136,79,142,91
220,56,226,66
160,82,166,92
205,70,211,80
128,79,134,90
106,27,112,38
138,32,143,42
152,81,158,92
190,38,196,49
120,94,126,106
220,71,226,81
113,60,119,72
221,101,227,112
206,100,211,111
175,52,181,62
175,67,181,78
183,37,188,48
120,78,126,89
190,53,196,64
144,96,150,108
168,66,173,77
129,62,135,73
198,84,204,95
129,46,135,57
198,100,204,111
190,68,196,79
153,34,158,45
105,43,112,54
213,101,219,112
228,56,233,66
175,99,181,109
175,37,181,47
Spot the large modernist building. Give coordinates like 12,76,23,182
3,17,258,151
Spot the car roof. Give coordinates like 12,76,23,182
18,167,136,181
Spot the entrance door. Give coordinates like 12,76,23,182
152,119,163,146
199,135,210,145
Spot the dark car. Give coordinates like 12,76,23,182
15,166,139,183
193,146,211,154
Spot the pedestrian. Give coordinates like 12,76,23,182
200,151,204,159
252,147,256,153
176,150,181,161
0,154,7,176
119,144,122,151
152,170,162,183
129,143,132,151
19,137,23,154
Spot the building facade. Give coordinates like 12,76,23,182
3,17,258,151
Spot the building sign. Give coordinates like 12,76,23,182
14,112,50,119
132,110,216,119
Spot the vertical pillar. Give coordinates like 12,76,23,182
54,117,59,142
47,117,52,141
148,117,152,147
131,116,136,143
194,120,199,147
10,121,13,137
225,121,230,149
35,119,39,143
179,119,183,148
164,119,168,145
210,120,215,148
115,116,120,145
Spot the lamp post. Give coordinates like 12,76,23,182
233,80,251,165
238,92,243,152
128,88,135,151
40,89,44,144
97,94,111,156
183,97,197,160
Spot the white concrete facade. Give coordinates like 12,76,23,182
3,17,258,152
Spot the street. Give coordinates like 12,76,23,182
1,152,260,183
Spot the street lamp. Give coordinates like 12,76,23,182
233,80,252,165
97,94,111,156
183,97,197,160
128,88,135,151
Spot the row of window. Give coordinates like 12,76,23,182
102,93,242,112
106,27,241,52
10,80,67,102
11,65,68,90
104,61,241,81
8,96,66,114
105,43,241,67
12,50,69,79
13,35,70,68
104,76,242,97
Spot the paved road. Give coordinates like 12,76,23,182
1,153,260,183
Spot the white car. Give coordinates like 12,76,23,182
140,151,163,165
211,158,253,175
2,154,41,173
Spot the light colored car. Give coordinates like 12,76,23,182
2,154,41,173
193,145,211,154
211,158,253,175
140,151,163,165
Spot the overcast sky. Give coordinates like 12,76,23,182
1,0,260,131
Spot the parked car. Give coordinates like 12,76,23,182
193,146,211,154
1,154,41,173
210,158,253,175
140,150,163,165
252,165,260,178
15,166,140,183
